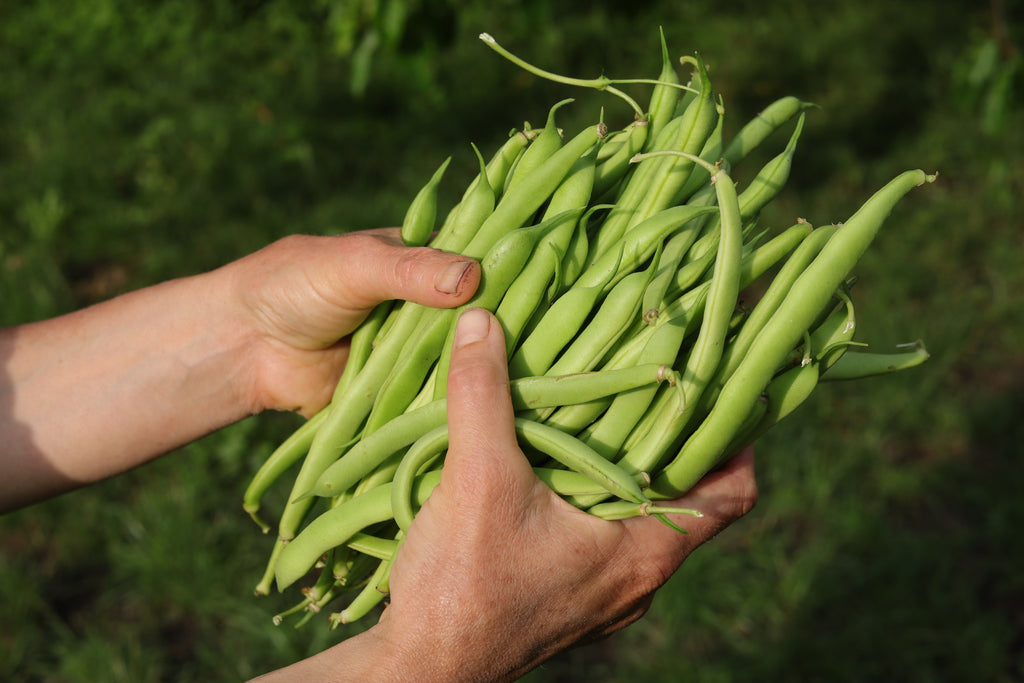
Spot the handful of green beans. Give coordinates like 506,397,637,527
243,31,933,628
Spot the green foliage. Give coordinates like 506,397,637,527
1,0,1022,680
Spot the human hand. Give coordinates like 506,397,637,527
365,308,758,681
227,229,479,416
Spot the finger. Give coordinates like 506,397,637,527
442,308,535,496
328,231,481,311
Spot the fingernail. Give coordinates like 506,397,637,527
434,261,472,295
454,308,490,348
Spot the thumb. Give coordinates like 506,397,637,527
442,308,534,495
333,230,481,311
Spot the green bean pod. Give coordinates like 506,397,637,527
335,552,394,625
617,162,745,478
581,318,692,461
588,58,715,262
254,536,288,595
640,222,705,323
511,363,677,411
545,257,657,377
505,98,573,193
345,532,401,562
392,425,449,531
722,95,814,168
508,278,611,379
672,96,726,206
542,143,598,221
626,55,717,229
614,218,812,377
535,467,648,500
551,203,606,299
276,471,442,591
314,362,676,501
277,301,433,541
586,113,686,263
243,408,329,531
732,359,821,451
804,287,857,371
650,170,936,498
735,112,806,221
431,144,498,254
821,341,930,380
400,156,451,247
592,119,649,200
332,546,380,588
392,416,651,533
573,203,718,293
586,500,702,522
462,121,605,260
699,223,836,412
433,211,580,397
311,400,447,499
365,308,456,434
495,241,565,354
514,418,648,504
644,28,682,143
333,301,394,401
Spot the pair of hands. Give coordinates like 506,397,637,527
240,229,757,680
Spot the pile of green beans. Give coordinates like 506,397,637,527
243,31,934,629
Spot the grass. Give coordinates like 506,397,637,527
2,1,1022,680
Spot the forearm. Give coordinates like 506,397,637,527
0,267,256,510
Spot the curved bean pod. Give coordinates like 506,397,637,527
700,223,836,413
650,170,936,498
534,467,650,500
311,399,447,499
821,341,930,381
735,112,806,221
514,418,648,504
617,159,744,478
275,471,442,591
336,546,395,624
391,425,449,531
805,287,857,371
243,407,329,531
722,95,814,167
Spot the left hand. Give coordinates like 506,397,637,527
228,229,480,416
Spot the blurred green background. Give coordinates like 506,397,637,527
1,0,1021,681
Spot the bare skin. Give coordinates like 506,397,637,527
0,229,480,510
0,232,756,680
